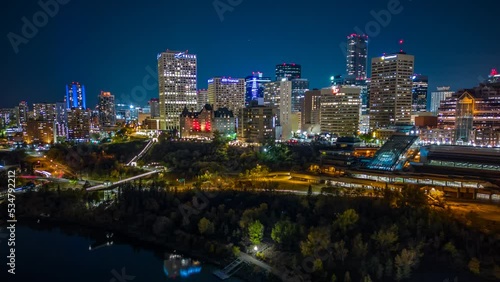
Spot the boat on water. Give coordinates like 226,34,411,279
164,251,202,278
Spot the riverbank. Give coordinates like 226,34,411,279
16,215,267,282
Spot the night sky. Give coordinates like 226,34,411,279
1,0,499,108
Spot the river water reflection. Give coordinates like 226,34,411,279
0,224,243,282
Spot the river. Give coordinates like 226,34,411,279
0,223,243,282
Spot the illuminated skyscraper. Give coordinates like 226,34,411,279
412,74,428,113
17,101,29,128
65,82,86,109
291,78,309,112
207,77,245,113
157,50,197,130
263,80,292,140
320,86,361,136
245,72,271,105
369,53,414,130
33,103,56,122
346,34,368,82
275,63,301,81
98,91,116,127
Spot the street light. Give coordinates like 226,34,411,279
254,246,258,251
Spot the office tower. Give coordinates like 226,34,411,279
17,101,29,128
245,72,272,105
301,89,322,133
346,34,368,83
430,86,454,115
67,108,91,141
238,105,278,144
412,74,428,113
369,53,414,130
207,77,245,113
275,63,301,81
98,91,116,127
196,90,208,112
437,75,500,146
454,92,475,143
263,80,293,139
157,50,197,130
33,103,56,122
320,86,361,136
291,78,309,112
65,82,86,109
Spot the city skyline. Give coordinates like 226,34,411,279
2,0,499,108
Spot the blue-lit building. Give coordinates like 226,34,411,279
412,74,428,113
245,72,271,106
164,253,202,279
65,82,86,109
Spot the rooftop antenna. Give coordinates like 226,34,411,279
399,39,404,53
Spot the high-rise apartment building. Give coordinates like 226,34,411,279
157,50,197,130
429,86,454,115
207,77,245,113
238,105,278,144
67,108,91,141
33,103,56,122
245,72,272,105
65,82,86,109
412,74,428,113
346,34,368,82
98,91,116,127
369,53,414,130
320,86,361,136
275,63,301,81
17,101,29,128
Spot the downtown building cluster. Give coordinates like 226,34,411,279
2,36,500,147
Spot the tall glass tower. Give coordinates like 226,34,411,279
245,72,271,106
65,82,86,109
346,34,368,82
275,63,301,81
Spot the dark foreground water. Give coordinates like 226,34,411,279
0,224,242,282
0,223,487,282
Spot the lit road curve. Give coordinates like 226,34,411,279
86,170,160,192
